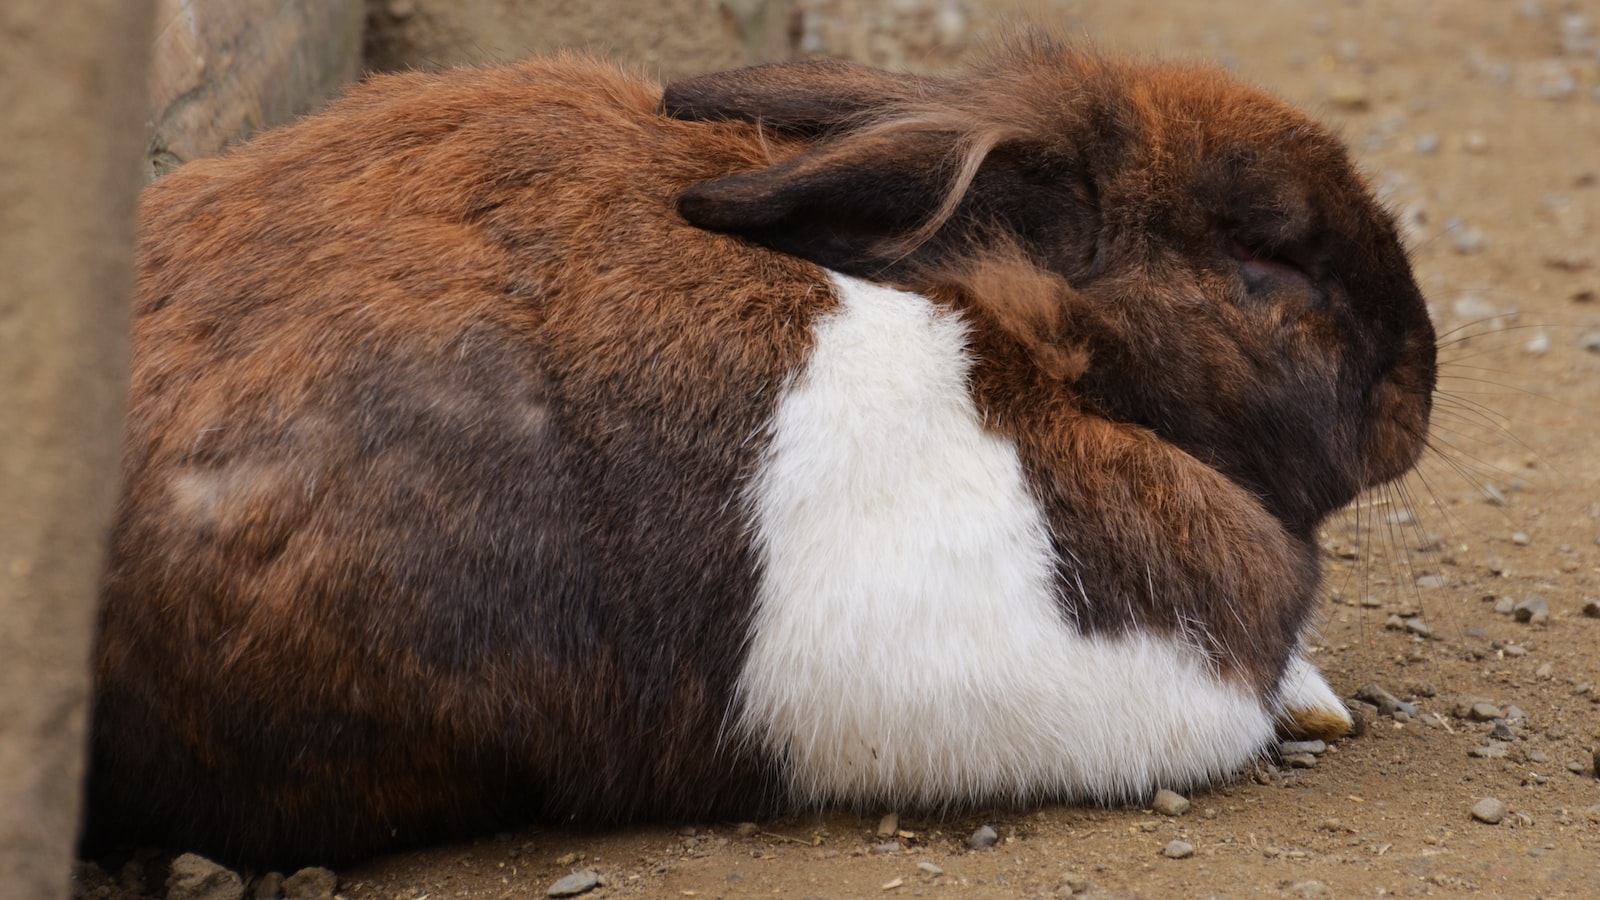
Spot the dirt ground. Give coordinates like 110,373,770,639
84,1,1600,897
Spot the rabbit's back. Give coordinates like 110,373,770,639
95,58,827,862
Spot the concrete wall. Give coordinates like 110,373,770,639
146,0,365,178
0,2,156,898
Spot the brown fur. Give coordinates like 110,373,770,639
90,36,1434,867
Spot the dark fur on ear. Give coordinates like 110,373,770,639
661,58,933,137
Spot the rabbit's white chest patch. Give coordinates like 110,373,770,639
737,271,1278,805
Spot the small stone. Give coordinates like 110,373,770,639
1512,532,1532,546
1502,644,1528,657
1568,760,1590,774
547,870,602,898
1470,702,1504,721
881,876,904,890
1452,225,1487,255
877,812,900,837
1384,614,1407,631
555,852,581,866
251,873,284,900
1329,81,1369,111
967,825,998,850
1503,705,1526,723
1514,596,1550,625
1536,663,1554,678
874,841,903,854
1580,330,1600,353
1525,332,1551,355
735,822,760,837
1151,789,1191,816
1283,752,1320,768
1291,881,1333,900
1582,599,1600,618
1470,742,1509,759
1494,597,1517,615
1414,134,1441,154
282,868,337,900
1415,574,1448,589
1163,840,1195,859
1481,484,1509,506
167,854,244,900
1489,722,1515,741
1279,740,1328,756
1453,293,1498,321
1356,683,1417,718
1405,618,1433,638
917,861,944,877
1463,130,1490,154
1471,797,1507,824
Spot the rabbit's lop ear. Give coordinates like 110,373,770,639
662,59,932,137
674,119,1096,281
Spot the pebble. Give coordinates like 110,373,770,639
1329,81,1370,111
1163,840,1196,859
1470,741,1509,759
1415,574,1448,589
1471,797,1508,825
968,825,998,850
1414,133,1441,154
1452,225,1488,255
1463,130,1490,154
917,861,944,877
877,812,900,837
1512,531,1532,546
1583,599,1600,618
167,854,244,900
1405,618,1433,638
1452,293,1498,321
1356,683,1418,718
1151,789,1191,816
1568,760,1590,774
1469,701,1504,721
874,841,902,855
547,870,602,898
1481,484,1509,506
1279,740,1328,756
1494,597,1517,615
735,822,760,837
1580,330,1600,353
880,877,904,890
282,868,337,900
1514,595,1550,625
1525,331,1550,355
1283,752,1320,768
252,873,284,900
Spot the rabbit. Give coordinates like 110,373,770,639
86,32,1436,866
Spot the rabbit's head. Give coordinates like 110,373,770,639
664,35,1436,538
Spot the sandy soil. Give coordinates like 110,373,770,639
84,1,1600,897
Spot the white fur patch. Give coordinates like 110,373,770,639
1276,649,1351,728
736,272,1277,807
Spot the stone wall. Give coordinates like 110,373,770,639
0,2,156,899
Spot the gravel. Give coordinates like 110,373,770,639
967,825,998,850
1162,840,1195,859
1471,798,1508,825
1151,789,1191,816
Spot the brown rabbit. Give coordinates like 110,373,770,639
86,33,1435,866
